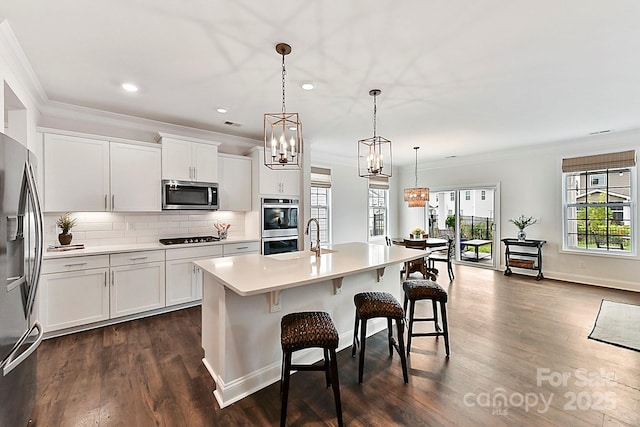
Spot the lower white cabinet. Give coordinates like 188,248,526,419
109,250,165,318
165,245,223,306
40,255,110,332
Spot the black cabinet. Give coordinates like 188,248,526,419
501,238,546,280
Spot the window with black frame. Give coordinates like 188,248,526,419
368,176,388,239
563,150,635,253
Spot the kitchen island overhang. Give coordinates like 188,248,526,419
195,242,425,408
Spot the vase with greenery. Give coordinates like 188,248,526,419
56,212,77,245
509,214,537,241
410,226,425,239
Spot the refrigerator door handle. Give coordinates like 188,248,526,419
1,321,43,376
24,162,43,316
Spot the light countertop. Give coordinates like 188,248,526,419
194,241,425,296
42,237,260,259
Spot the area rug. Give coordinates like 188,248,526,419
588,299,640,352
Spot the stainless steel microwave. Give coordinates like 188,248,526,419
162,180,219,210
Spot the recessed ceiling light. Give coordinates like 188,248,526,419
216,108,228,114
301,82,314,90
121,82,139,93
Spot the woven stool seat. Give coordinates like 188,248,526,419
279,311,343,427
354,291,404,319
352,292,408,383
281,311,339,352
403,279,448,302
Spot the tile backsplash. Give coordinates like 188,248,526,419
44,211,248,247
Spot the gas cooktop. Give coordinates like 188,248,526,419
159,235,220,245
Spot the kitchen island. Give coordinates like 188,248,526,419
194,241,424,408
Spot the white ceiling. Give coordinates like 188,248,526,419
2,0,640,165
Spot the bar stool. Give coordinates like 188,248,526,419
351,292,408,383
280,311,343,427
402,279,450,356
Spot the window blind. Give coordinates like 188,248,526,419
310,166,331,188
368,176,389,190
562,150,636,173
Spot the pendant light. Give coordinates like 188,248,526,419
404,146,429,207
264,43,302,170
358,89,392,178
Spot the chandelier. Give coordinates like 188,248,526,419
404,146,429,207
264,43,302,170
358,89,392,178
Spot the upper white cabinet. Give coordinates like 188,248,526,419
218,153,251,211
251,147,300,197
44,133,109,212
43,132,161,212
110,142,161,211
159,134,219,182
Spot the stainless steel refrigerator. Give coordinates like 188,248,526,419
0,132,44,426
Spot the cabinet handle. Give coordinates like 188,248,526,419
104,194,107,210
237,246,248,250
64,262,87,267
129,256,148,261
194,167,197,181
112,195,115,211
111,271,115,286
104,271,107,287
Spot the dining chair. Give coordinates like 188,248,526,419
403,239,436,280
428,237,455,281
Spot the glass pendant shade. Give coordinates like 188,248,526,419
264,43,302,170
404,146,429,207
358,89,392,178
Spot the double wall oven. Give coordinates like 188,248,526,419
261,198,299,255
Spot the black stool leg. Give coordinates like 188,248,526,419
358,318,367,383
352,314,359,357
323,348,331,388
329,349,344,427
403,293,408,317
407,299,416,354
280,351,292,427
387,317,393,357
396,318,409,383
432,299,441,332
441,301,450,356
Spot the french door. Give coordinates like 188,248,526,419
428,186,498,269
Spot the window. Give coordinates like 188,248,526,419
465,190,470,201
481,190,486,201
311,167,331,244
368,177,388,240
562,150,635,254
450,192,454,201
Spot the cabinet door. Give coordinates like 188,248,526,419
218,154,251,211
193,142,218,183
110,142,161,211
165,258,197,306
161,137,192,181
39,268,109,332
44,134,109,212
252,147,299,196
110,262,165,318
278,169,300,196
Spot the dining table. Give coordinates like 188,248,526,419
391,237,448,248
391,237,448,280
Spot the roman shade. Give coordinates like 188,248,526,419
562,150,636,173
310,167,331,188
368,176,389,190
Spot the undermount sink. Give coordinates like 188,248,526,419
269,249,337,261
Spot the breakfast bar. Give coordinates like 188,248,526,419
194,242,424,408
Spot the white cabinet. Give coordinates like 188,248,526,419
222,241,260,256
43,133,161,212
165,245,223,306
110,142,161,211
218,154,252,211
44,134,109,212
160,134,219,182
39,255,110,332
109,251,165,318
251,147,300,197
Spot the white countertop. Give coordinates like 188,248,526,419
42,237,260,259
194,242,425,296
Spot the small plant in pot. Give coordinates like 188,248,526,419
410,226,426,239
509,214,537,241
56,212,77,245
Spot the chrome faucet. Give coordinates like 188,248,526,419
305,218,321,257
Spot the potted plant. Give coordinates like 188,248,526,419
509,214,537,241
56,212,77,245
410,226,426,239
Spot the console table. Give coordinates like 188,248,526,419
501,238,546,280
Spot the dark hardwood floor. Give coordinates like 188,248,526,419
31,266,640,426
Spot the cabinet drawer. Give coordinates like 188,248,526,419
41,255,109,274
110,250,165,266
223,241,260,256
165,245,223,261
